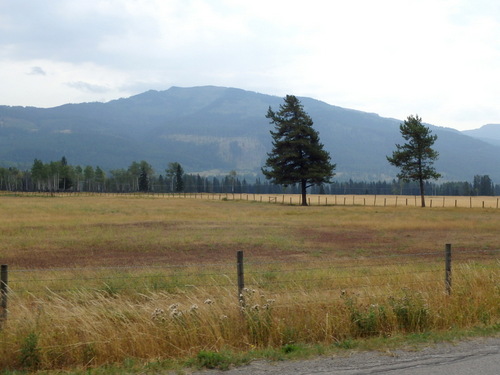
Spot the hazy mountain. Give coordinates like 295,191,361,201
1,86,500,182
462,124,500,147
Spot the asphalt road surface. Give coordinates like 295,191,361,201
192,336,499,375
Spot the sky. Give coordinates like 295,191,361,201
1,0,500,131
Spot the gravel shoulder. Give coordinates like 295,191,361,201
189,335,500,375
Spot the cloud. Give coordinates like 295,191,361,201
28,66,46,76
1,0,500,130
65,81,110,93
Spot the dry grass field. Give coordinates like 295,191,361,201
1,193,499,268
0,193,498,371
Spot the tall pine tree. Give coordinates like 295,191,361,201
262,95,335,206
387,115,441,207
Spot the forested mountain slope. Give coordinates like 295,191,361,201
1,86,499,181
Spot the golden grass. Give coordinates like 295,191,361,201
1,261,497,371
1,193,499,268
0,194,498,371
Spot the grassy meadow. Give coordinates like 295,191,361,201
0,193,498,372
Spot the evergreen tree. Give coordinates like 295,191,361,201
59,156,73,190
166,162,182,192
387,115,441,207
262,95,336,206
94,166,106,192
138,164,149,192
175,163,184,192
473,175,494,196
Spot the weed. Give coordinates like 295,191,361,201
191,351,233,370
19,331,41,370
281,343,299,354
81,343,97,367
389,289,430,332
334,339,357,349
102,283,120,297
342,294,388,337
241,289,275,346
281,326,299,345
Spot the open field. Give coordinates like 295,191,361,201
1,193,500,268
8,191,500,209
0,194,498,372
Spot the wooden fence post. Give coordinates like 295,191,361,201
1,265,7,323
445,244,452,295
237,251,245,307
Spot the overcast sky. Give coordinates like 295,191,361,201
1,0,499,131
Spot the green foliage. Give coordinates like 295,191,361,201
389,290,430,332
473,175,494,196
387,115,440,207
175,163,184,192
334,339,357,349
281,343,300,354
19,332,41,370
138,164,150,192
262,95,336,205
342,294,389,337
166,162,184,192
191,351,236,370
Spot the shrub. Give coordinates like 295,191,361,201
19,332,41,370
193,351,233,370
343,294,389,337
389,289,430,332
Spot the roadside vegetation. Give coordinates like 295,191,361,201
0,195,498,373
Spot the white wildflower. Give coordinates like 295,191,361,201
169,303,179,311
170,309,183,318
151,308,165,321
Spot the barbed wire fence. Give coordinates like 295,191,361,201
1,245,499,325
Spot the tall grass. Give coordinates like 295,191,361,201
0,259,498,371
0,195,498,371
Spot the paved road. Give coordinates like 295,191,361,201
191,336,499,374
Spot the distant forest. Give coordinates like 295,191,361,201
0,157,498,196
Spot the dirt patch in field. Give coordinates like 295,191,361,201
3,217,498,269
298,227,378,246
3,242,300,269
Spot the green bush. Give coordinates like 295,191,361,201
343,294,388,337
389,289,430,332
193,351,233,370
19,332,41,370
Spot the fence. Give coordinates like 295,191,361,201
2,191,500,208
1,245,498,325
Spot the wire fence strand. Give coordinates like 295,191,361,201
2,248,498,300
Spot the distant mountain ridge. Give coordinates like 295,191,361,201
1,85,500,182
462,124,500,147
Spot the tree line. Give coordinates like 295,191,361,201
0,96,497,200
0,156,497,196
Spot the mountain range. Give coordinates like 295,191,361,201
1,85,500,182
